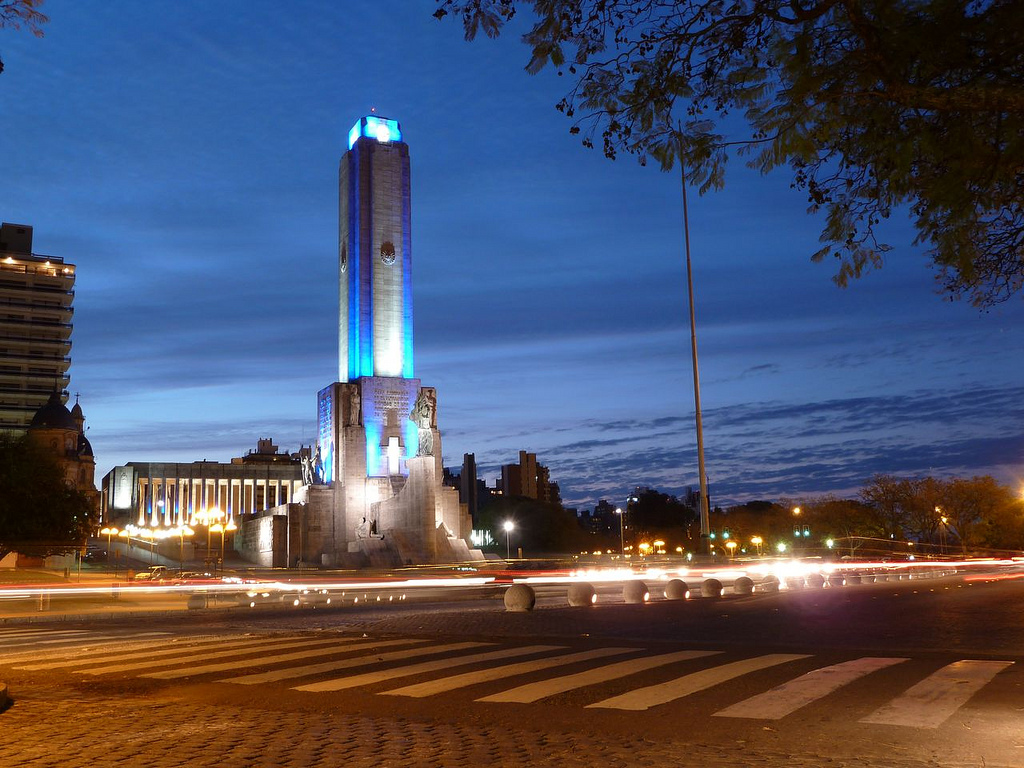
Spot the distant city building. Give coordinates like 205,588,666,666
100,437,303,526
583,499,619,535
460,452,480,519
0,222,75,431
499,450,560,505
27,391,99,512
536,463,561,506
442,466,460,489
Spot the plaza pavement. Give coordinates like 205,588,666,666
1,581,1022,768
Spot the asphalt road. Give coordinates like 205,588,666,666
2,570,1023,767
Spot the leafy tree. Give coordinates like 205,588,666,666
628,488,698,546
859,474,915,540
938,475,1015,554
0,432,95,560
478,495,592,554
717,500,787,549
979,490,1024,552
0,0,48,76
901,476,945,545
436,1,1024,307
804,495,877,555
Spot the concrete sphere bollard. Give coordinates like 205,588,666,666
732,576,754,595
187,593,208,610
701,578,724,598
503,584,536,612
760,575,780,592
664,579,690,600
623,580,650,604
785,576,805,590
567,582,597,607
845,572,861,585
806,573,825,589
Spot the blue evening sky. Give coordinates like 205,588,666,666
2,1,1021,509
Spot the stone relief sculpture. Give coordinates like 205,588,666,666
300,454,313,486
355,516,383,540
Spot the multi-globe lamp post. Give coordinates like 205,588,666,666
194,507,224,567
100,526,118,569
209,519,237,571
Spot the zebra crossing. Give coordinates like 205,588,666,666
0,626,1015,730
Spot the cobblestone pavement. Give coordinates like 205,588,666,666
2,683,1015,768
3,580,1023,768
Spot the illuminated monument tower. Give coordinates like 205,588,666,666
306,115,476,566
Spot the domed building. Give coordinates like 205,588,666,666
27,392,99,511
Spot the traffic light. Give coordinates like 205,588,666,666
794,526,801,537
803,525,810,536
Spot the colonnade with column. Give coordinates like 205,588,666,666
134,476,303,528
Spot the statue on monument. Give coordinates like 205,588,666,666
410,388,437,456
300,454,313,486
348,384,361,426
312,443,324,484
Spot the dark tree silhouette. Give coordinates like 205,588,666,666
0,432,95,560
436,1,1024,307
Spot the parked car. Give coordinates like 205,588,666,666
133,565,169,581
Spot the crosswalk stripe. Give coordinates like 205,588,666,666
294,645,565,693
13,634,286,670
587,653,810,711
4,634,233,671
477,650,721,705
0,629,90,640
383,647,640,698
714,657,908,720
1,632,169,655
859,660,1014,728
142,637,408,679
80,637,350,676
221,641,483,686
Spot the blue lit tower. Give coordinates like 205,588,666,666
309,115,471,568
339,115,414,381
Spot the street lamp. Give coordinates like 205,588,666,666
725,540,737,558
208,519,238,571
176,525,194,571
614,507,625,557
196,507,223,566
139,527,156,564
935,506,947,555
502,520,515,560
750,535,763,556
100,527,119,572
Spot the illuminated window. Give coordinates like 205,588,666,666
386,437,401,475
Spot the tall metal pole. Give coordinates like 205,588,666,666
679,133,711,553
618,508,625,556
